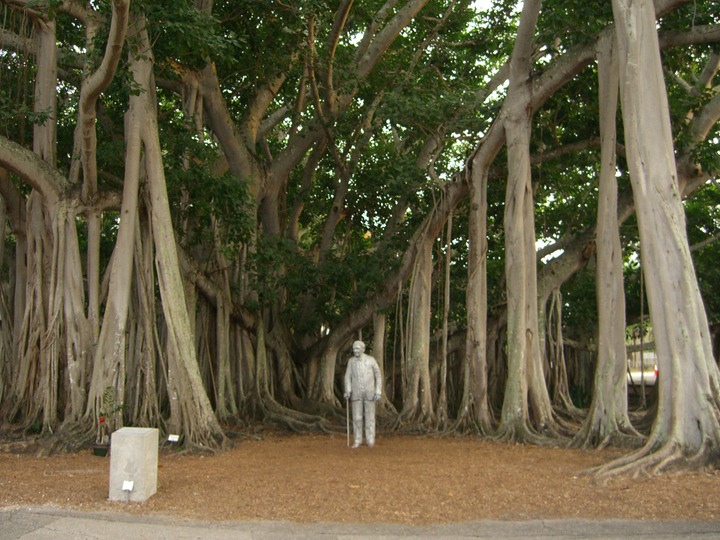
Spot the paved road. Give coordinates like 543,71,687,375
2,507,720,539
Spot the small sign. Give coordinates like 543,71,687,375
168,434,179,442
122,480,134,492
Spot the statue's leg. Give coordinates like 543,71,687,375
351,400,363,447
364,400,376,446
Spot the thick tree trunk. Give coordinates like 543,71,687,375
79,0,130,343
398,238,434,426
60,214,92,423
373,312,386,377
266,318,301,407
574,35,639,449
35,18,61,433
457,165,493,433
0,190,8,405
6,17,63,432
545,289,578,415
436,214,452,428
372,312,397,417
9,192,52,427
133,16,226,451
214,288,238,420
310,341,342,406
500,47,535,443
497,0,558,444
126,211,161,427
595,0,720,478
86,63,142,436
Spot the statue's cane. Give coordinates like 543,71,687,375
346,396,350,447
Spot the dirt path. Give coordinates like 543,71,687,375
2,432,719,524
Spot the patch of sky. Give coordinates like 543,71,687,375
537,237,564,264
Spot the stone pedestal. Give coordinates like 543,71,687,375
108,427,159,502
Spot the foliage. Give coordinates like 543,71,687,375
144,0,244,73
99,385,125,420
536,0,613,52
97,386,125,444
557,267,598,342
160,111,255,252
685,183,720,324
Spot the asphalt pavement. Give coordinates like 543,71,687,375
2,507,720,539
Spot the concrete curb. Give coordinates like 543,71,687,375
2,507,720,539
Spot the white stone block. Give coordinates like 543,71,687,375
108,427,159,502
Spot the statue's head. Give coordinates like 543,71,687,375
352,340,365,356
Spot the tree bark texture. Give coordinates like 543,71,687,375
596,0,720,477
574,34,639,449
498,0,557,443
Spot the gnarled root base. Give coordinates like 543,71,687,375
43,421,96,454
448,404,495,436
570,418,644,451
392,406,436,432
492,421,563,447
182,427,229,454
242,394,331,434
590,439,720,484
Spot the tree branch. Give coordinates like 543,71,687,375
0,135,67,203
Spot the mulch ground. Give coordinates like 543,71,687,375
2,430,720,524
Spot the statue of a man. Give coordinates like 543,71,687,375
344,340,382,448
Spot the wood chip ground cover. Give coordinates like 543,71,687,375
1,432,719,524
